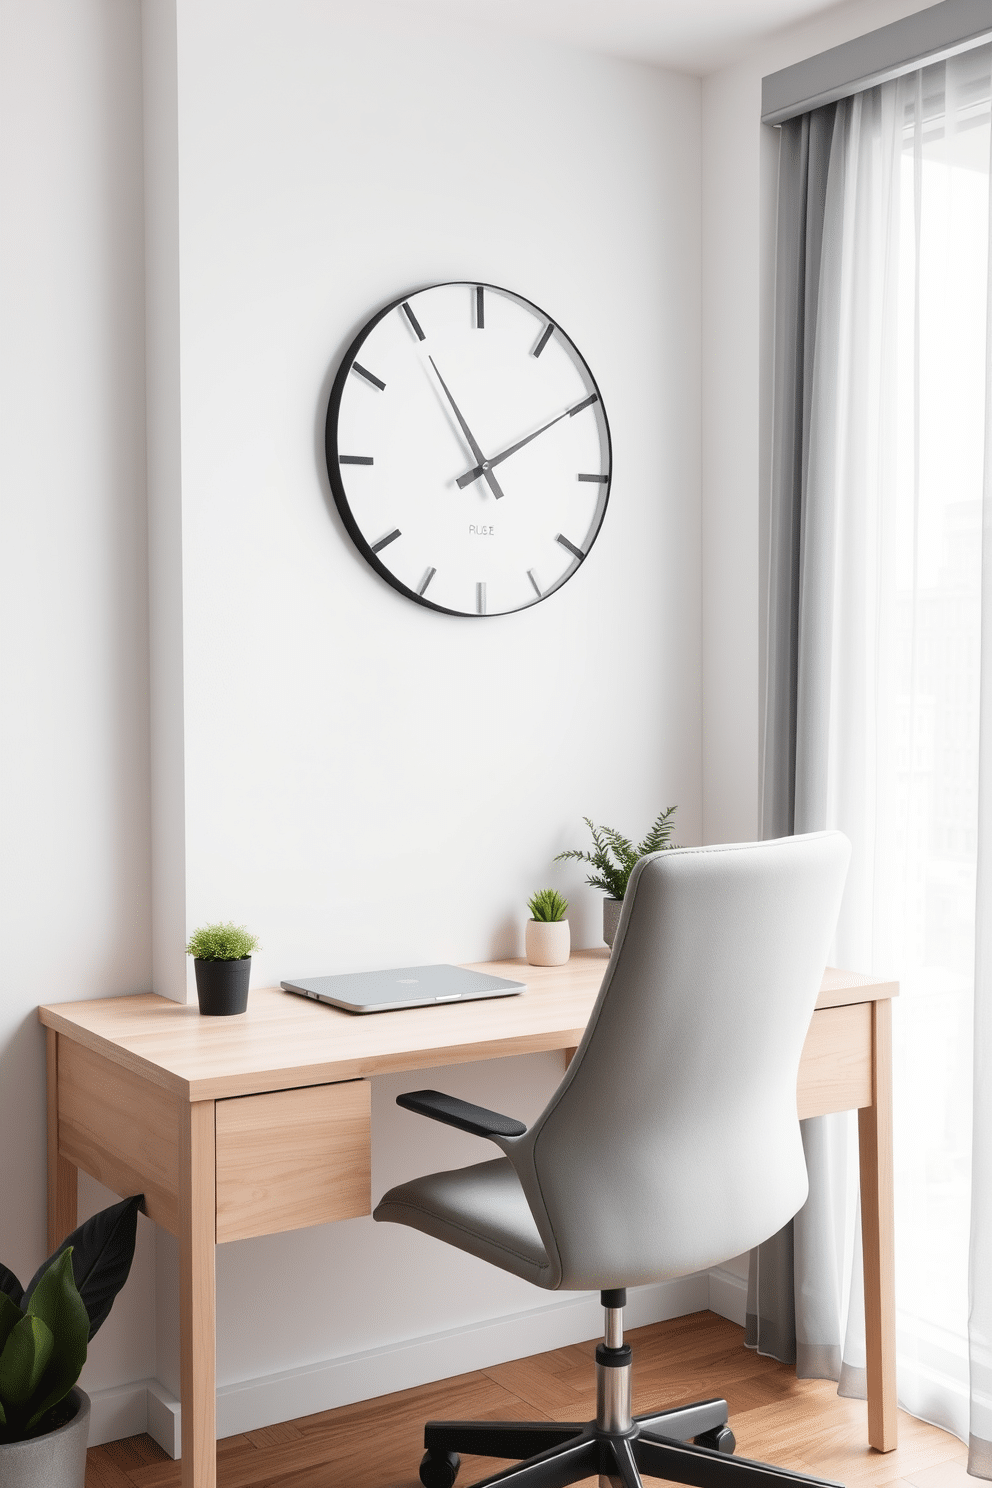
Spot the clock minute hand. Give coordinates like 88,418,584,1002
427,356,506,501
456,403,575,490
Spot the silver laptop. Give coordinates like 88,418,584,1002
281,963,526,1014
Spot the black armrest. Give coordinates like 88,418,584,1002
396,1089,527,1140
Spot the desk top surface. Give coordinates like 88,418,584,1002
39,951,898,1103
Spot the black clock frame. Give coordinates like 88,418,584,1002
324,281,613,617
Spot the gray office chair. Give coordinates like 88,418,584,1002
374,832,851,1488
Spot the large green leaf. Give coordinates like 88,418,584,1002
0,1265,23,1309
0,1293,22,1357
24,1194,142,1340
23,1250,88,1428
0,1314,53,1408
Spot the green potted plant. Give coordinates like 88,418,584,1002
186,921,260,1016
525,889,570,967
556,806,679,947
0,1195,141,1487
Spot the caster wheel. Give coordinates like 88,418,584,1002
695,1426,736,1454
420,1448,461,1488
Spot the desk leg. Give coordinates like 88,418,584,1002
45,1029,77,1251
179,1100,217,1488
858,998,897,1452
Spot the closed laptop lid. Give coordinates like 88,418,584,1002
281,963,525,1014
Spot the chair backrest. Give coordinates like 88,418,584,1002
506,832,851,1291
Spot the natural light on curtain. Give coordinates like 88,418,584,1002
800,46,991,1453
887,54,988,1439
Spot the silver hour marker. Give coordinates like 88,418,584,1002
402,301,426,341
418,567,436,596
578,473,608,483
477,582,487,615
352,362,386,390
569,393,598,417
340,454,374,465
476,286,485,329
371,528,401,553
533,322,554,358
556,533,584,560
527,569,542,598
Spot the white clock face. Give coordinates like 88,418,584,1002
325,282,611,616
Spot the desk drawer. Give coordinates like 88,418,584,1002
215,1080,371,1242
797,1002,872,1120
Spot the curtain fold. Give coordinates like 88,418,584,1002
755,46,992,1467
761,104,836,842
969,82,992,1476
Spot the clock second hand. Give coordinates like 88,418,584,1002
456,402,579,490
427,356,506,502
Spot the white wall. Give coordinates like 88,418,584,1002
700,0,943,845
0,0,706,1448
138,0,705,1437
161,0,703,998
0,0,158,1433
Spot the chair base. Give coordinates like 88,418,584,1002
419,1400,843,1488
418,1298,843,1488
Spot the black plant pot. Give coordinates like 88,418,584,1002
194,957,251,1015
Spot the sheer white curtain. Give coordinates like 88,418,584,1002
793,45,991,1457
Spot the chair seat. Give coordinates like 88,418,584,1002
374,1158,553,1287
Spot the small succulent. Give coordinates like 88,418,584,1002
186,922,260,961
527,888,569,923
555,807,679,901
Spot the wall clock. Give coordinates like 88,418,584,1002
324,282,611,616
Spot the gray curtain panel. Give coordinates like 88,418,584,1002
749,102,855,1385
759,104,836,843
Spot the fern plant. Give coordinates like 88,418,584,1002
555,807,679,901
186,922,260,961
527,888,569,923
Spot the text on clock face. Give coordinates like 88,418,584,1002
469,525,495,537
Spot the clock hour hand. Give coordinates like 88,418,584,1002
427,356,506,501
456,399,584,489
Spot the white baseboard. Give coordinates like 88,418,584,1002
136,1275,710,1457
90,1274,747,1457
85,1377,183,1454
146,1379,182,1459
707,1266,747,1326
87,1379,158,1448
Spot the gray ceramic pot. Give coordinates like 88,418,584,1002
0,1388,89,1488
603,897,623,948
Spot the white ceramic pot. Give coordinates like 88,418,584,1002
0,1388,89,1488
603,897,623,948
525,919,570,967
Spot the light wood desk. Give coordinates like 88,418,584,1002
39,951,898,1488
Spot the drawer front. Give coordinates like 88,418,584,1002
215,1079,371,1242
797,1002,872,1120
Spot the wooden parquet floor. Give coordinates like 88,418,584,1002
85,1311,970,1488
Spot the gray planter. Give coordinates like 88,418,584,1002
603,897,623,948
0,1388,89,1488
